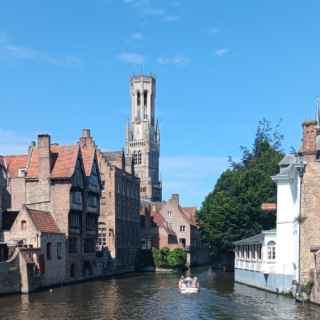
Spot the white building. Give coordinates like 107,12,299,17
234,154,304,293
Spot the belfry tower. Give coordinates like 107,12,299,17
126,75,162,202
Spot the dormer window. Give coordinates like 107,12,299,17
18,168,27,177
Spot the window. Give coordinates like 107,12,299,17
180,225,186,232
133,151,138,165
71,191,82,205
137,91,141,106
257,244,262,260
179,238,186,248
86,215,97,231
69,213,81,229
137,151,142,164
57,242,62,260
46,242,52,260
18,168,27,177
267,241,276,260
88,195,98,208
21,220,27,231
84,238,96,253
168,210,172,217
69,237,78,253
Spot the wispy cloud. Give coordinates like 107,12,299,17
157,54,190,66
117,52,145,65
0,129,31,155
0,32,82,67
164,15,180,22
215,48,229,57
161,155,230,207
131,32,144,41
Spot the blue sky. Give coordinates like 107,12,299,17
1,0,320,207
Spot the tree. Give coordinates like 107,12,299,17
197,119,284,256
152,247,187,269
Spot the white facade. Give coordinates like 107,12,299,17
272,155,303,282
234,230,277,274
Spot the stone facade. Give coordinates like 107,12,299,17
126,75,162,202
4,133,101,283
79,129,141,273
299,121,320,285
151,194,209,266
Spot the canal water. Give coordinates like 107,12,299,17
0,267,319,320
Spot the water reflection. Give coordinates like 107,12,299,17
0,268,319,320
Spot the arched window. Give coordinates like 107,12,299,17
267,241,276,260
21,220,27,231
46,242,52,260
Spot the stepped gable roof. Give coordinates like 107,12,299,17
80,144,95,176
152,212,175,235
3,155,28,177
26,207,63,234
27,144,79,179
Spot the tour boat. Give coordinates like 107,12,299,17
179,277,200,294
179,286,200,294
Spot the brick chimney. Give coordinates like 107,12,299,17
80,128,93,147
302,121,318,156
38,134,51,179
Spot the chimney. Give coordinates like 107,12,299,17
82,128,91,138
171,193,180,205
302,121,318,156
80,128,93,147
38,134,51,179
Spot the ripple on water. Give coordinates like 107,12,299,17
0,268,319,320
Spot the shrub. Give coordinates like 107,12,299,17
152,247,187,269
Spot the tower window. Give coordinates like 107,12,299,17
133,151,138,165
137,91,141,106
138,151,142,164
143,90,148,107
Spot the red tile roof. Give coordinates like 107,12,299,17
182,207,197,225
4,155,28,177
27,208,63,234
152,212,175,235
27,144,79,178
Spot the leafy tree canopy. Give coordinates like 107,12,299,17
197,119,284,256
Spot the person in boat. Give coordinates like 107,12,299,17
178,275,186,289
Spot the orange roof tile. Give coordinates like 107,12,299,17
27,208,63,234
261,203,277,211
27,144,79,179
4,155,28,177
152,212,175,235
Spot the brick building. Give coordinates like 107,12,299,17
79,129,141,273
151,194,209,266
298,121,320,286
4,133,101,282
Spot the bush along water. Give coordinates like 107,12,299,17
152,247,187,270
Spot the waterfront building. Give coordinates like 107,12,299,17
125,75,162,202
0,156,8,261
151,194,209,266
79,129,141,273
5,205,66,287
234,153,303,293
3,133,101,283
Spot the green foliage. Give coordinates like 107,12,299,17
152,247,187,269
197,119,284,256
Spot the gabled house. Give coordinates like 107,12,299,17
5,205,65,286
4,133,102,282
